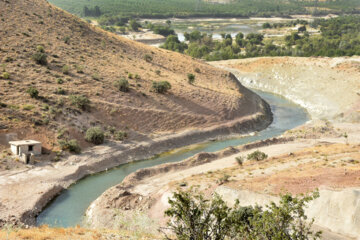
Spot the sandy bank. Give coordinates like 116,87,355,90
86,57,360,239
210,57,360,122
0,88,272,227
87,122,360,239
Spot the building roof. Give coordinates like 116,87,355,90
9,140,41,146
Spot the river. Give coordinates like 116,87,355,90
37,89,308,227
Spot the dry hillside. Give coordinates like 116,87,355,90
0,0,270,158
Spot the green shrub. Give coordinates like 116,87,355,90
58,139,81,153
69,95,90,110
36,45,45,53
152,81,171,94
92,74,100,81
187,73,195,84
155,70,161,75
217,174,230,185
55,87,66,95
127,73,133,79
144,54,153,62
114,78,129,92
56,78,64,84
1,72,10,79
114,131,127,141
247,150,268,161
235,156,243,166
32,52,47,65
194,67,201,73
26,87,39,99
22,104,35,110
76,65,84,74
0,102,7,108
63,36,71,44
62,65,70,75
85,127,105,145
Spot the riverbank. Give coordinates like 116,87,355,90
87,119,360,239
0,86,272,227
210,56,360,122
86,56,360,239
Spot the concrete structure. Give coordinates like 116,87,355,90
9,140,42,164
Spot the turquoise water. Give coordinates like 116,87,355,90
36,89,308,227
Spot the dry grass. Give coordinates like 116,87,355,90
172,143,360,195
0,0,261,165
0,225,158,240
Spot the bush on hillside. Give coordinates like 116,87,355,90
62,65,70,75
1,72,10,79
32,45,47,65
55,87,66,95
85,127,105,145
32,52,47,65
69,95,90,110
37,45,45,53
187,73,195,84
114,131,127,141
152,81,171,94
26,87,39,99
144,54,153,62
247,150,268,161
58,139,81,153
114,78,129,92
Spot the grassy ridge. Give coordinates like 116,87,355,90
48,0,360,18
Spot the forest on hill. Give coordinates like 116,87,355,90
48,0,360,19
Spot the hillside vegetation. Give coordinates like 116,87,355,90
0,0,267,160
48,0,360,18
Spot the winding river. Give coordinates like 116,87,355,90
37,89,309,227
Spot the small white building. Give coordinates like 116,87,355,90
9,140,42,164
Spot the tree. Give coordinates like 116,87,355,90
235,32,246,47
184,31,202,42
298,25,307,32
246,33,264,45
162,190,321,240
94,6,101,17
129,19,141,31
162,190,232,240
262,22,271,29
161,35,187,53
83,6,90,17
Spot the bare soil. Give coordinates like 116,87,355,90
210,57,360,121
0,0,270,163
0,0,273,227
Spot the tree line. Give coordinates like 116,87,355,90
161,15,360,60
49,0,360,19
